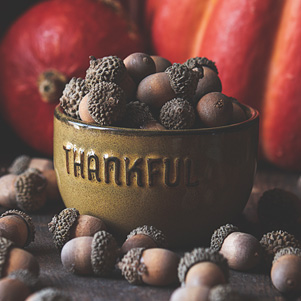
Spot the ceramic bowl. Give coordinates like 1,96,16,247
53,104,259,248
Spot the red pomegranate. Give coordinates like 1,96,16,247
0,0,145,156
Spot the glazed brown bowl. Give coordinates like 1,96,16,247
53,104,259,248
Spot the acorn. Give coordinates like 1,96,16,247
78,81,126,126
118,247,179,286
170,285,210,301
257,188,300,234
0,168,47,213
59,77,89,119
8,155,53,175
260,230,300,267
25,288,72,301
121,225,168,255
210,224,262,271
271,247,301,295
48,208,106,249
0,237,40,278
0,269,38,301
0,209,35,247
184,57,222,103
85,55,136,101
61,230,119,276
124,52,156,84
159,98,196,130
208,284,246,301
196,92,233,127
178,247,228,288
150,55,172,72
230,97,247,123
123,100,165,130
137,63,201,109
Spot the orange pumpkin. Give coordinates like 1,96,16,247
146,0,301,171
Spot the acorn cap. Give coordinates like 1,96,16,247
210,224,239,251
0,209,35,246
60,77,89,119
165,63,201,100
123,101,156,128
159,98,195,129
125,225,168,248
273,247,301,264
0,237,14,278
48,208,80,249
260,230,300,265
117,247,145,284
8,155,31,175
14,168,47,212
7,269,38,288
208,284,244,301
178,247,229,286
27,288,71,301
91,230,119,277
85,55,126,88
87,82,126,126
184,57,218,74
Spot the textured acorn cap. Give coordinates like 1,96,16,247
184,57,218,74
1,209,35,246
85,55,126,88
208,284,244,301
178,247,229,286
125,225,168,248
117,247,145,284
7,269,38,288
87,81,126,126
14,168,47,212
260,230,300,265
273,247,301,264
60,77,89,119
165,63,201,100
159,98,195,129
123,101,156,128
8,155,31,175
48,208,80,249
0,237,14,278
91,230,119,277
27,288,71,301
210,224,239,251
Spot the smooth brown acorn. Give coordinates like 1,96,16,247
170,285,211,301
118,247,179,286
48,208,107,249
0,210,35,247
150,55,172,72
25,288,72,301
210,224,262,271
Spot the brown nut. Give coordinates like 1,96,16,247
118,247,179,286
196,92,233,127
0,169,47,213
25,288,72,301
271,248,301,295
230,98,247,124
121,225,167,255
61,231,119,276
0,238,40,278
150,55,172,72
48,208,106,249
170,285,210,301
124,52,156,84
210,224,262,271
42,169,61,202
0,210,35,247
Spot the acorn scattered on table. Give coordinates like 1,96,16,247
25,287,72,301
271,247,301,295
48,208,107,249
210,224,263,271
178,247,228,288
61,230,119,276
0,209,35,247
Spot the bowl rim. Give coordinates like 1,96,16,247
54,103,259,136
